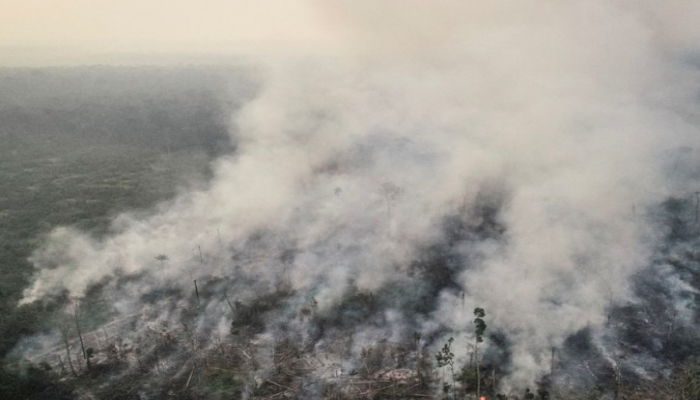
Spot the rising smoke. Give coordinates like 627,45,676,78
17,0,700,393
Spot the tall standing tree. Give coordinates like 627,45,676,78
379,182,404,236
435,337,455,400
155,254,169,283
474,308,487,399
59,325,77,377
74,301,90,370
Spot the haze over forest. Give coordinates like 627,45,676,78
2,1,700,399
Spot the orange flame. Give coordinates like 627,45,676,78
479,397,486,400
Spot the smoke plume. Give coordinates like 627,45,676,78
18,0,700,392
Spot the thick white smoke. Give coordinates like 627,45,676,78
19,0,700,390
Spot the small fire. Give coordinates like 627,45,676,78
479,397,486,400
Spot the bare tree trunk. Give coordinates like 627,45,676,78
194,280,201,306
155,347,162,374
551,347,556,376
74,301,90,370
476,341,481,400
492,369,496,395
57,355,66,375
694,191,699,233
61,327,78,377
184,365,196,390
224,292,235,314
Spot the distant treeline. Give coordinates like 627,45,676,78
0,66,257,155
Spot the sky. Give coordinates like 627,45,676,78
0,0,340,66
2,1,700,66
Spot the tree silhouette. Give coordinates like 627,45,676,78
474,308,487,399
59,325,77,377
379,182,404,235
155,254,169,282
436,337,455,399
74,301,90,370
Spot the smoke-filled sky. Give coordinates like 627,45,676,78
12,0,700,391
0,0,334,66
3,1,700,65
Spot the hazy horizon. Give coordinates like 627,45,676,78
1,0,340,67
4,1,699,68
